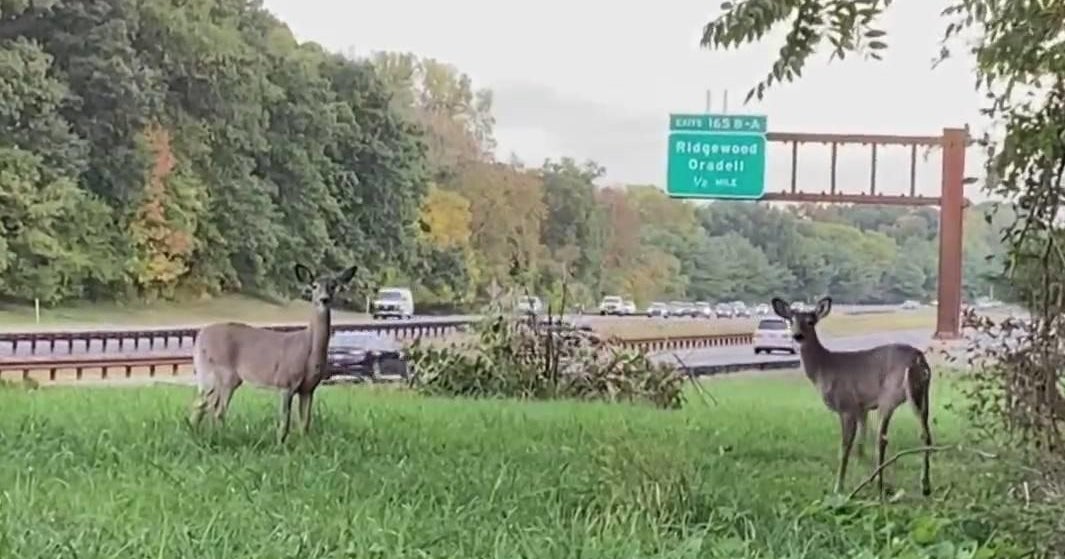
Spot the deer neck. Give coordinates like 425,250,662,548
307,304,331,375
798,327,830,382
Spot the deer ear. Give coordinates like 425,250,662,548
770,297,792,319
335,265,357,285
294,263,313,284
815,297,833,320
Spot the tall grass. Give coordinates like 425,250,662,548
0,374,1044,558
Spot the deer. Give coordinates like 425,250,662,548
770,296,934,498
188,264,357,442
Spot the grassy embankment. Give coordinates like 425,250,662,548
0,372,1042,558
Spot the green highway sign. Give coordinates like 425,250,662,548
666,113,768,200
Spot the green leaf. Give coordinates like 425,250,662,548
868,40,888,49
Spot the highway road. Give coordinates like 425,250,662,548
0,305,942,360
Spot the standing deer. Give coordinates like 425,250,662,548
189,264,357,442
771,296,934,497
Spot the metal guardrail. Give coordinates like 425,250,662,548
0,330,762,382
0,320,472,355
0,315,765,382
617,333,753,352
0,352,800,383
0,354,190,381
0,321,756,356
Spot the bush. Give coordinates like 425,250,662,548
404,307,687,409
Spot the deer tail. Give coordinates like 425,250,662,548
905,350,932,414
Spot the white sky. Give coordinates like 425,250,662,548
264,0,988,201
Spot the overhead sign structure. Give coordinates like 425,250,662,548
666,113,768,200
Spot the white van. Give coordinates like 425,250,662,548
371,287,414,320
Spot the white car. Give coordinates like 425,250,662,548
621,300,637,315
516,295,544,315
598,295,624,315
753,317,797,355
646,302,671,317
371,287,414,320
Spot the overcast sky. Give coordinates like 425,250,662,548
263,0,988,201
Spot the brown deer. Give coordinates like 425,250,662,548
771,296,934,497
189,264,357,442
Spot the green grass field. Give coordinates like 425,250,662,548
0,372,1041,558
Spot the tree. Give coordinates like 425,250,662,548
455,161,545,292
539,158,606,295
371,52,494,182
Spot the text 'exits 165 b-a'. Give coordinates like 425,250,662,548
666,113,768,200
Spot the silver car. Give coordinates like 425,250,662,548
694,301,714,318
646,302,671,317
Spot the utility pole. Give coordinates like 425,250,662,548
704,89,731,113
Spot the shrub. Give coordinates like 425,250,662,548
404,308,686,409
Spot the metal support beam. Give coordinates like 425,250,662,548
934,128,968,340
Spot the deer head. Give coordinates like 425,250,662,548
771,296,832,343
295,264,358,309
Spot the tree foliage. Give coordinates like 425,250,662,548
0,0,428,303
0,1,1014,316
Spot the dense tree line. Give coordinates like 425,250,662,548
0,1,1010,311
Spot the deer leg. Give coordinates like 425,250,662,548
188,387,212,428
876,406,897,499
917,397,934,497
855,410,869,458
213,381,240,424
298,391,315,434
277,390,295,443
205,388,224,425
835,412,859,494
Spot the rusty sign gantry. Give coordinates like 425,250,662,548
760,127,971,340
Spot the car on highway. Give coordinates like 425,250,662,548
714,302,734,318
598,295,625,315
371,287,414,320
645,302,671,317
693,301,714,318
900,300,920,310
670,301,694,317
752,317,797,355
754,303,771,316
732,301,752,318
621,300,637,315
515,295,544,315
326,331,408,382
